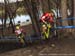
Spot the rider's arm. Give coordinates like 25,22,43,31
50,17,54,23
41,16,46,23
15,30,18,36
49,15,54,23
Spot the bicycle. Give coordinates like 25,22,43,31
40,22,52,40
17,33,26,46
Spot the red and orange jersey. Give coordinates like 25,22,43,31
40,12,54,23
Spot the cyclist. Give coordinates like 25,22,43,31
40,12,54,39
15,24,26,45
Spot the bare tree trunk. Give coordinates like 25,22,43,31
68,0,73,26
72,0,75,35
24,0,41,36
68,0,74,33
41,0,50,12
4,0,8,36
61,0,68,26
73,0,75,25
60,0,69,33
4,0,7,28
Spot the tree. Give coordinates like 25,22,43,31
3,0,18,35
73,0,75,25
41,0,50,12
61,0,68,26
23,0,41,36
67,0,73,26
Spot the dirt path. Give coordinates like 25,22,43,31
0,38,75,56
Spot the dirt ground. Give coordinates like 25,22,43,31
0,37,75,56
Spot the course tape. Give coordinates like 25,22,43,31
56,26,75,29
56,17,75,29
58,17,75,22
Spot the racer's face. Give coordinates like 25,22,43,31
16,26,20,29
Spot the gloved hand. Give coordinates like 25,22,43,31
47,24,51,28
